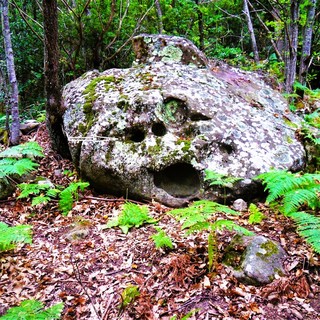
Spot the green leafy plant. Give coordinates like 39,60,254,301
169,200,253,272
256,170,320,253
119,285,140,310
0,222,32,252
0,142,44,184
104,202,157,234
205,170,242,204
0,299,63,320
170,308,200,320
248,203,266,224
18,181,89,216
151,227,173,250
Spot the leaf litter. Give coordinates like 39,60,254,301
0,125,319,319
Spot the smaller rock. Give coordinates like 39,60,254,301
232,199,248,212
223,235,287,286
20,120,40,134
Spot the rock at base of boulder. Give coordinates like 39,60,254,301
223,235,287,286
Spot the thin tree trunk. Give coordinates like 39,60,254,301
155,0,164,34
243,0,259,63
1,0,20,145
284,0,300,93
43,0,71,158
298,0,317,85
195,0,204,50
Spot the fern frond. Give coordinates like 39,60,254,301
58,182,89,215
211,219,254,236
0,141,44,159
151,227,173,249
283,188,320,215
0,222,32,252
31,195,52,206
104,202,157,234
18,183,51,199
248,203,265,224
0,299,63,320
289,212,320,253
0,158,39,177
204,170,242,188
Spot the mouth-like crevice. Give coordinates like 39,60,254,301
154,163,200,198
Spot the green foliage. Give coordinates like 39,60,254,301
0,142,44,158
58,182,89,215
0,222,32,252
104,202,157,234
119,285,140,309
170,309,200,320
305,109,320,130
169,200,240,232
248,203,266,224
151,227,173,250
204,170,242,188
0,299,63,320
18,181,89,216
0,142,44,184
289,212,320,254
169,200,253,271
255,170,320,215
255,170,320,253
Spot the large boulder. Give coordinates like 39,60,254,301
62,34,305,207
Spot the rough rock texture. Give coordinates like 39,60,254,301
62,34,306,206
223,235,287,286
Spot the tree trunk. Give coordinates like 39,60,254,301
298,0,317,85
1,0,20,145
284,0,300,93
243,0,259,63
155,0,164,34
43,0,71,158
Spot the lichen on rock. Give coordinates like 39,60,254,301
62,34,306,207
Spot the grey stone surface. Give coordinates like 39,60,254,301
223,235,287,286
62,34,306,206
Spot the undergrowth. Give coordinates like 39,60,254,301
256,170,320,253
169,200,253,272
0,299,63,320
17,181,89,216
0,222,32,252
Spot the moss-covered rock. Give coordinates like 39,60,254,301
62,34,306,207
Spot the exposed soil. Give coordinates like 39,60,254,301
0,126,319,320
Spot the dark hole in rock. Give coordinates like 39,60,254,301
190,113,211,121
125,127,145,142
154,163,200,198
218,142,234,154
152,122,167,136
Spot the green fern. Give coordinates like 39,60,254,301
58,182,89,215
169,200,240,232
169,200,253,272
18,181,89,216
0,142,44,185
255,170,320,215
0,222,32,252
0,142,44,159
104,202,157,234
255,170,320,253
204,170,242,188
248,203,266,224
0,299,63,320
290,212,320,254
151,227,173,249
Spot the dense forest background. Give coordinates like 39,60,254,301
0,0,320,114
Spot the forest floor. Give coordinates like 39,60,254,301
0,125,320,320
